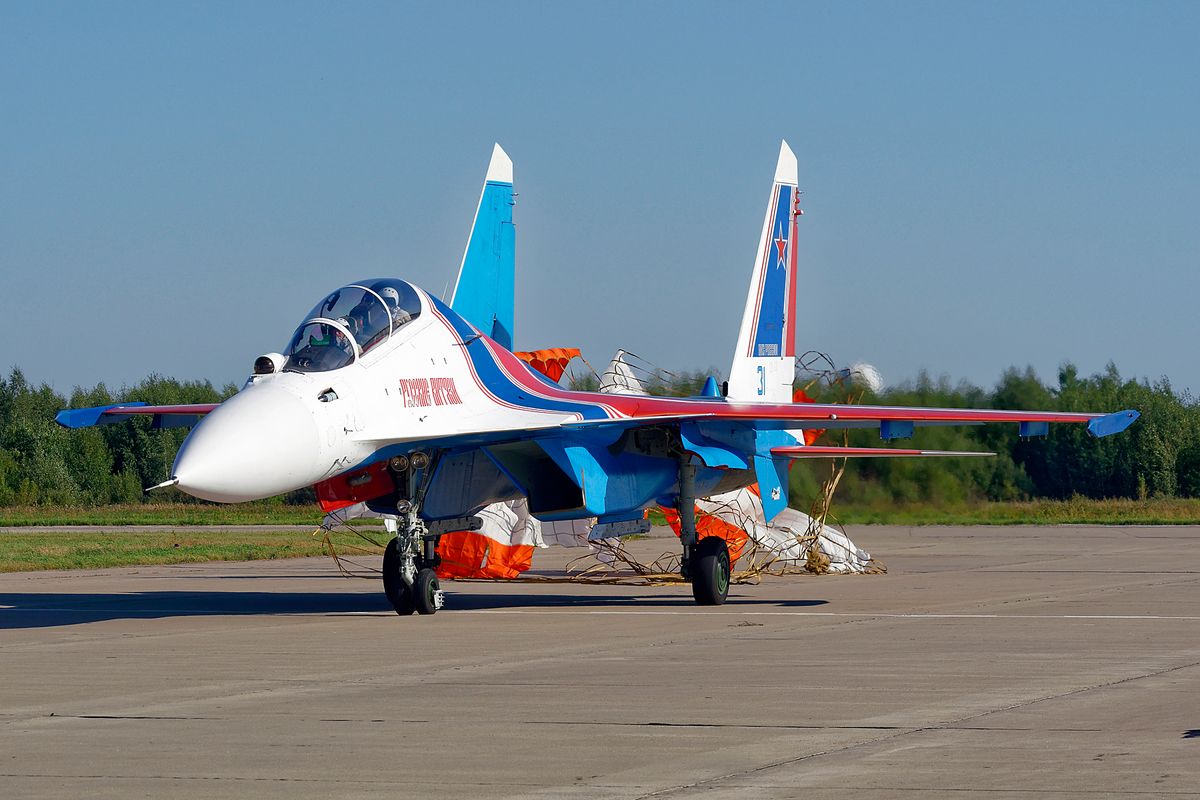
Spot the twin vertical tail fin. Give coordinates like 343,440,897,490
450,143,516,350
726,141,800,403
451,141,798,375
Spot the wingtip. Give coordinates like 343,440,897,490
774,139,798,185
486,142,513,184
1087,409,1141,438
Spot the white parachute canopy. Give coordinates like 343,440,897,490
598,350,651,396
847,362,884,394
691,488,873,573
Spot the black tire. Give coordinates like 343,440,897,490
383,539,415,616
691,536,730,606
413,567,441,615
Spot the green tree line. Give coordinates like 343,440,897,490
0,370,235,506
2,363,1197,508
797,364,1200,507
581,362,1200,507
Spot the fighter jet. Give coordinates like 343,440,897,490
58,142,1139,615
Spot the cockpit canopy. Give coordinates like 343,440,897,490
283,279,422,373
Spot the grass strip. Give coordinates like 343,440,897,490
0,529,383,573
0,503,328,527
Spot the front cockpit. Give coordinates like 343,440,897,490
283,279,423,373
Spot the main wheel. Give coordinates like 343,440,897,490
691,536,730,606
383,539,415,616
413,567,442,615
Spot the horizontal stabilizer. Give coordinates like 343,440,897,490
772,446,995,459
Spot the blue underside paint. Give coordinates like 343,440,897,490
689,421,794,520
451,180,515,350
538,432,677,520
55,402,148,428
1087,409,1140,438
754,454,791,521
1019,420,1050,438
56,402,204,430
750,429,796,521
880,419,914,440
680,422,748,469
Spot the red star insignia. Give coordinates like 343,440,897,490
774,236,787,263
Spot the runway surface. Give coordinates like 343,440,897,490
2,525,1199,799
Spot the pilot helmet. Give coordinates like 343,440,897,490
380,286,400,308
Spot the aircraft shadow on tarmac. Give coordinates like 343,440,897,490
0,590,827,629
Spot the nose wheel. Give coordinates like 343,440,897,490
382,539,415,616
382,538,445,616
412,567,444,615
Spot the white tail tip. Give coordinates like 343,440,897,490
486,143,513,184
774,139,797,185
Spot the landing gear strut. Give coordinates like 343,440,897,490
381,451,445,616
677,455,731,605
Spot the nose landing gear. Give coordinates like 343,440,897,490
381,451,444,616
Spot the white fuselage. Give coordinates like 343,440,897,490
171,291,582,503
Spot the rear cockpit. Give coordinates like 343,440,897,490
283,279,423,373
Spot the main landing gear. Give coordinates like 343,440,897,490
677,456,730,605
381,451,445,616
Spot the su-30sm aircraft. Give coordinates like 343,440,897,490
58,141,1138,616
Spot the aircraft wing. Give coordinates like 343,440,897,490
349,401,1136,463
564,398,1140,439
55,402,219,430
696,401,1139,438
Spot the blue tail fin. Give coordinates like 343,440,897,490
450,143,516,350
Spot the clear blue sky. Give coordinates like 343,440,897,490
2,1,1197,395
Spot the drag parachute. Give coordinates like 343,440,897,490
514,348,582,383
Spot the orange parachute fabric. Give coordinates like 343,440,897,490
660,506,752,566
435,531,534,580
514,347,582,383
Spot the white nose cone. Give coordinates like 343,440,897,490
173,386,323,503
